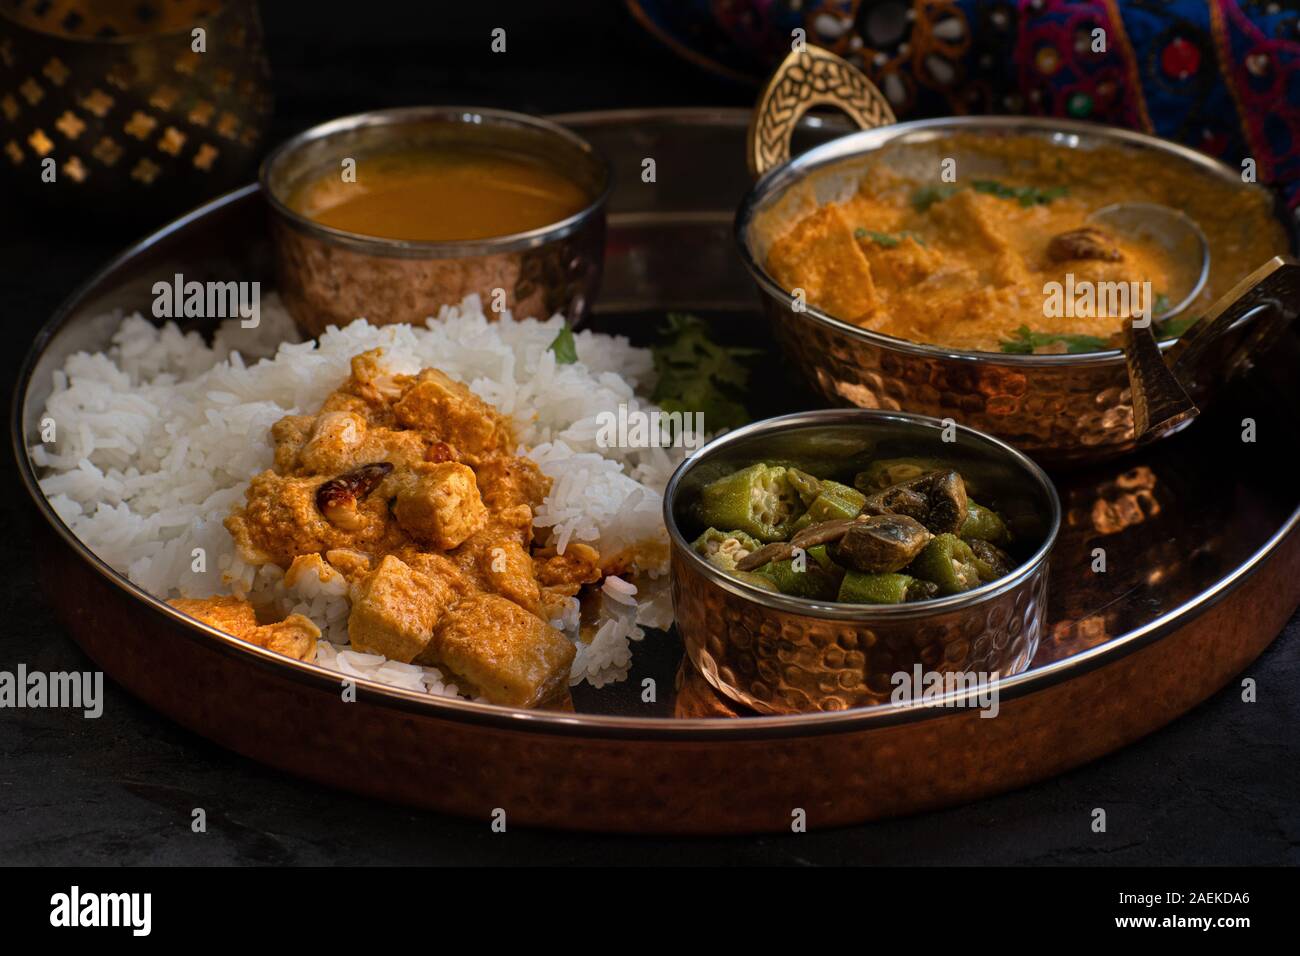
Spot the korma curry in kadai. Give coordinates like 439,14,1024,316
763,134,1287,354
172,349,602,709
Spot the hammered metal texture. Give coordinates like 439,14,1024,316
673,541,1046,715
273,212,605,336
764,298,1221,465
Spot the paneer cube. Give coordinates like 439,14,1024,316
473,453,551,512
170,595,260,637
168,597,319,662
480,534,541,614
392,369,508,455
347,555,458,662
297,410,367,474
257,614,321,661
449,524,541,613
393,548,473,598
422,593,575,707
393,462,488,550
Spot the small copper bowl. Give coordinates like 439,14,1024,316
664,409,1060,715
260,106,611,336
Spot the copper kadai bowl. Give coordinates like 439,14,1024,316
260,106,611,336
736,47,1300,465
665,409,1060,715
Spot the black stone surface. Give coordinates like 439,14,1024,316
1,0,1296,866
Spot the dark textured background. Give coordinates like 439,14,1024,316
2,0,1296,866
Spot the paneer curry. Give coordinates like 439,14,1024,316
763,134,1287,353
171,350,604,708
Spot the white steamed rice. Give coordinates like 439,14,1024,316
32,294,680,695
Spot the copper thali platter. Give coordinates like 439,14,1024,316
14,109,1300,833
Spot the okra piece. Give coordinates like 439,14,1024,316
694,463,801,542
837,571,935,604
757,556,838,600
805,480,866,523
790,479,864,532
691,527,762,572
960,500,1010,545
727,569,781,593
786,468,822,507
907,533,982,594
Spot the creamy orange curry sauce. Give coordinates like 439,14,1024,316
764,135,1286,353
172,351,605,709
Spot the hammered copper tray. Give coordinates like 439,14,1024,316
14,109,1300,833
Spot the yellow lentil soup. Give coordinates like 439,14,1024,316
289,145,590,242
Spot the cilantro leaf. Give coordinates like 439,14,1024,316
972,179,1018,200
999,325,1111,354
910,184,963,212
911,181,1066,213
1156,313,1200,341
1150,294,1204,341
547,322,578,364
974,179,1068,206
650,313,761,433
853,228,927,249
1034,184,1069,204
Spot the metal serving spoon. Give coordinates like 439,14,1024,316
1084,202,1212,437
1087,202,1211,321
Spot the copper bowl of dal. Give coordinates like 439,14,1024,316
261,106,611,336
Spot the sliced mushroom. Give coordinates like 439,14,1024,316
315,462,393,530
967,537,1014,581
1046,226,1122,263
786,468,822,507
734,540,796,572
862,482,926,522
735,516,873,570
790,516,866,550
829,514,933,574
862,470,969,535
